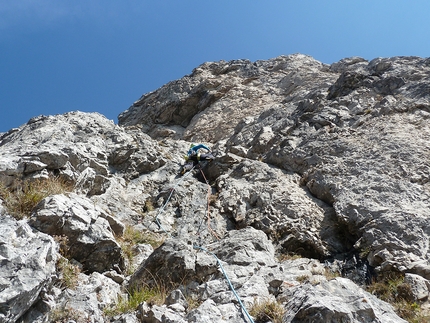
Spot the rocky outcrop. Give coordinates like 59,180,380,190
0,215,57,323
122,54,430,278
0,112,166,192
130,227,406,323
118,54,336,143
281,277,407,323
29,193,125,273
2,54,430,322
215,158,345,258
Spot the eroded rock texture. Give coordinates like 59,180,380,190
2,54,429,322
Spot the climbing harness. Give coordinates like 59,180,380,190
154,164,255,323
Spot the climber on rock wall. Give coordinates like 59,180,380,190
180,143,214,174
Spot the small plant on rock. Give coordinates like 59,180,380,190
296,274,310,284
118,225,164,275
49,305,88,323
122,225,164,249
323,267,341,281
208,192,219,206
0,176,74,219
367,271,406,304
366,271,430,322
396,301,428,323
277,251,302,262
104,285,166,317
56,256,81,290
185,295,203,312
53,235,81,290
143,198,155,212
250,297,285,323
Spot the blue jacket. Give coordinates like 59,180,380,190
187,144,210,156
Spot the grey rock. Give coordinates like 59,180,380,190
0,111,167,194
140,303,187,323
0,215,57,323
16,285,62,323
75,166,111,196
119,54,335,143
186,299,242,323
404,273,429,301
42,271,121,323
100,212,126,237
111,313,140,323
215,159,345,258
29,193,124,273
108,126,166,178
168,303,186,313
211,226,275,266
128,239,218,290
3,54,429,322
104,270,125,284
165,289,188,308
281,277,407,323
129,243,154,273
188,55,430,279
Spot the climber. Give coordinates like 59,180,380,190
180,143,214,174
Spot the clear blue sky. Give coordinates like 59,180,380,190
1,0,429,133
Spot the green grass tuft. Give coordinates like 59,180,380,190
104,285,166,317
250,297,285,323
0,176,74,219
118,225,164,275
367,271,430,322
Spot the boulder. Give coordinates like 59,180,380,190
21,272,122,323
281,277,407,323
139,303,187,323
186,299,243,323
29,193,125,273
211,227,275,267
128,239,218,290
403,273,429,301
0,215,57,323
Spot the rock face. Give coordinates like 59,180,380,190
120,54,430,277
2,54,430,322
0,111,166,191
0,215,57,323
282,277,406,323
215,158,345,258
29,193,125,273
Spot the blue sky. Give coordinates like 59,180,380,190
1,1,429,133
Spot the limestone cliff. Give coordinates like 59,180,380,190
1,54,430,322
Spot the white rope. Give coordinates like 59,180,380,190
155,165,196,237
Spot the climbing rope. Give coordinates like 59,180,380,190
154,165,196,238
153,163,255,323
193,245,255,323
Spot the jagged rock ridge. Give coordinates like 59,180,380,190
1,53,429,322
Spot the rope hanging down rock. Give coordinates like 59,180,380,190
154,165,196,238
154,165,255,323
